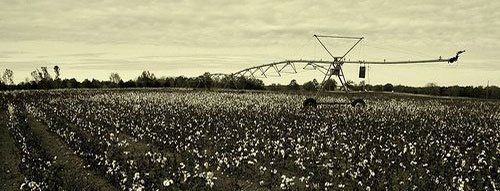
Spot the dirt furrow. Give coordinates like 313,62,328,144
0,111,24,190
27,115,117,190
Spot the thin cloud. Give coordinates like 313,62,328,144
0,0,499,85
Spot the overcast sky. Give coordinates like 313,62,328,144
1,0,499,86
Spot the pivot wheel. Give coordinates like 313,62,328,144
303,98,317,108
351,99,366,108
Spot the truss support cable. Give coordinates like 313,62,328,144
314,35,336,60
342,37,364,59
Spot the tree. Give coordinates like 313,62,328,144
139,71,156,80
40,67,52,81
63,78,79,88
312,79,319,87
109,73,122,84
31,70,43,82
195,72,214,88
123,80,136,88
81,79,92,88
382,83,394,92
174,76,189,87
53,65,60,80
287,79,300,91
302,79,319,91
2,69,14,85
425,82,440,95
137,71,156,87
358,80,366,91
267,83,282,91
91,79,101,88
29,67,52,82
216,76,264,90
322,78,337,91
345,80,355,89
246,77,265,90
426,82,437,87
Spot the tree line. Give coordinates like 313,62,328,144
1,66,499,100
0,67,265,91
366,83,500,100
276,79,500,100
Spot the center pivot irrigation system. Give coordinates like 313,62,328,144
216,34,465,108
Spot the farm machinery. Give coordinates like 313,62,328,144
217,35,465,108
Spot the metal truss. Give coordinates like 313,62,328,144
210,34,464,93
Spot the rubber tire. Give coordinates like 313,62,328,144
351,99,366,108
303,98,317,108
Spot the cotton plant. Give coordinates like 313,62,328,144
5,89,498,190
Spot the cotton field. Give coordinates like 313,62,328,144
1,89,499,190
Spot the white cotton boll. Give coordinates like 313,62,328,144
134,172,140,180
20,183,26,190
280,183,286,189
163,179,173,187
325,182,333,187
